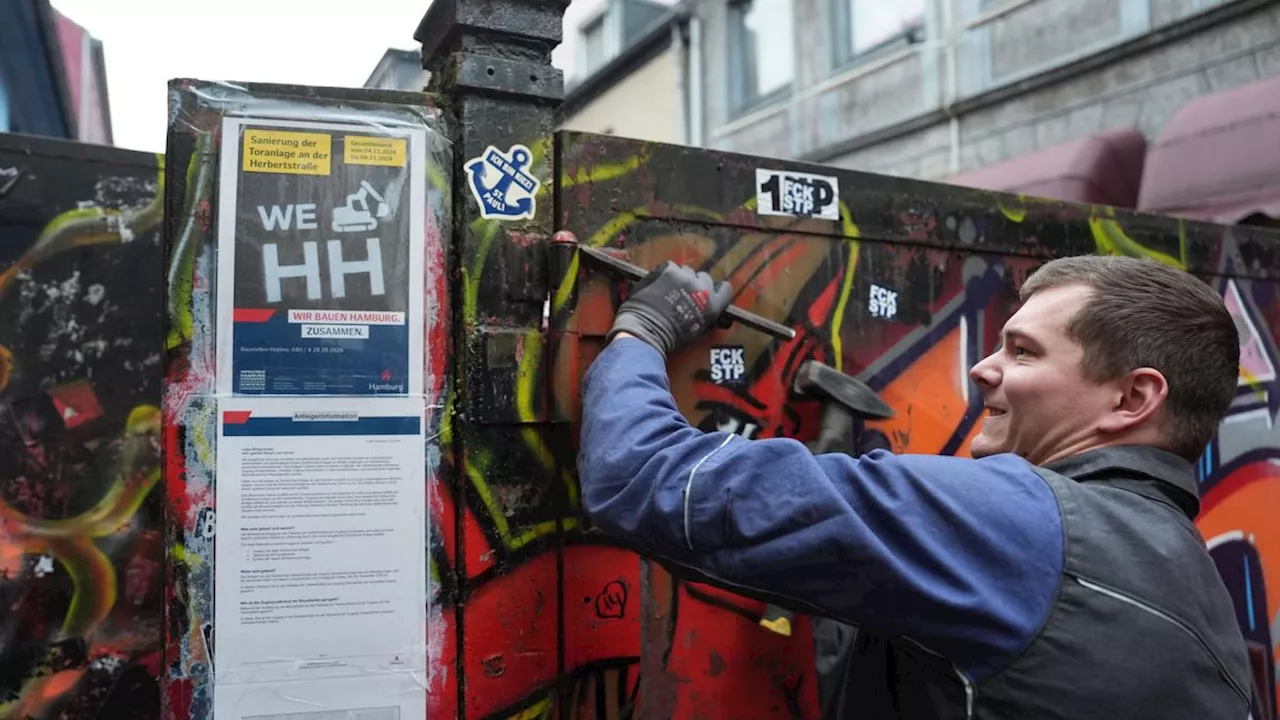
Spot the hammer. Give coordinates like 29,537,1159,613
757,360,893,637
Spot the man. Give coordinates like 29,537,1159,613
577,254,1254,719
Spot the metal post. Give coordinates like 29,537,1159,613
416,0,571,716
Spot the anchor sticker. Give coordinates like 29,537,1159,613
465,144,541,220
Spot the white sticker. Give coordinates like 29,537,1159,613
869,284,899,321
465,143,541,220
710,346,747,385
755,168,840,221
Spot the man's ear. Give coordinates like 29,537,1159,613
1098,367,1168,434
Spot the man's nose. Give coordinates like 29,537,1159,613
970,353,1000,388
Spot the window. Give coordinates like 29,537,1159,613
832,0,925,66
728,0,795,113
581,14,607,74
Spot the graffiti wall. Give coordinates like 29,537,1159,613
154,98,1280,720
1196,266,1280,718
537,131,1280,718
0,134,165,719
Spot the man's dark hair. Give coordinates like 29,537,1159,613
1019,255,1240,462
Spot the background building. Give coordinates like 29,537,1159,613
386,0,1280,221
0,0,112,143
364,48,430,92
701,0,1274,174
558,4,695,144
369,0,696,145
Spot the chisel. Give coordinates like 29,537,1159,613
573,243,797,341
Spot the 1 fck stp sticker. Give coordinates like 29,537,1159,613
755,168,839,221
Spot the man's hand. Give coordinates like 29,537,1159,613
607,261,733,357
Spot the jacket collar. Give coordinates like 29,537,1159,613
1043,445,1200,518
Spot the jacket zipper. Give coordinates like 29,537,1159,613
961,671,974,719
1072,575,1251,705
901,635,974,719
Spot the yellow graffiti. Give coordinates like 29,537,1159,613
828,203,863,373
0,344,12,392
997,195,1028,223
462,221,503,323
450,327,584,552
169,542,203,568
1089,207,1188,269
551,250,581,316
437,311,575,551
425,158,450,201
1239,365,1270,404
0,668,87,719
561,145,650,188
0,156,165,304
186,400,218,472
587,209,642,250
508,698,553,719
0,405,161,637
465,452,579,551
167,140,211,349
515,330,581,508
758,614,793,636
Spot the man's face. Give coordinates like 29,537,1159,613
969,283,1119,465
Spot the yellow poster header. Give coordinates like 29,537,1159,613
242,129,332,176
345,136,407,167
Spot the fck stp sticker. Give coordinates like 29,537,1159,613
710,346,746,385
756,168,839,221
465,144,541,220
869,283,899,321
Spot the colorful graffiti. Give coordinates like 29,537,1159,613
533,135,1036,719
0,135,166,719
154,102,1280,720
538,131,1280,718
1195,254,1280,718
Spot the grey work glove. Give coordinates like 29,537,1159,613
607,261,733,357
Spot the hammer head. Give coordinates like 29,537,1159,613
794,360,895,420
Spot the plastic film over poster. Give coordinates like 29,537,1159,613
215,117,427,397
162,80,451,720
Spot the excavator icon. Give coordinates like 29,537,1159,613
331,180,390,232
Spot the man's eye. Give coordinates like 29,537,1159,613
1013,346,1029,357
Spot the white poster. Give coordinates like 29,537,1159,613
213,396,427,720
214,117,427,397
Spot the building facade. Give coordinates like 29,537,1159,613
387,0,1279,218
0,0,112,143
559,4,694,144
364,48,430,93
372,0,695,145
698,0,1279,183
